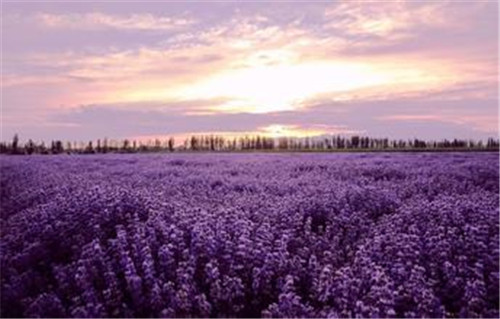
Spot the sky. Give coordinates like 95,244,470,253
1,0,499,143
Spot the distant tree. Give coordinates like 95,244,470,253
382,138,389,149
122,139,130,152
278,137,289,150
199,136,205,150
244,136,250,150
205,136,211,150
363,137,370,149
190,136,198,151
25,139,35,155
337,136,345,149
351,136,360,149
56,141,64,153
11,134,19,154
414,139,427,148
317,140,325,150
486,138,498,149
139,142,148,152
39,142,48,154
3,133,498,156
0,142,8,154
238,137,244,150
168,137,175,152
66,142,72,153
296,140,303,150
102,138,109,153
304,137,310,150
86,141,94,154
217,136,225,150
51,140,64,154
96,139,101,153
209,135,215,151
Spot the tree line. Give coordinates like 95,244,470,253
0,134,499,155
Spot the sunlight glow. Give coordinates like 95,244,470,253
258,124,323,137
175,61,394,113
169,57,447,114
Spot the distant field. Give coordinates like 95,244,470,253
1,153,499,318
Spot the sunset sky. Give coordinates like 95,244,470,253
1,0,498,142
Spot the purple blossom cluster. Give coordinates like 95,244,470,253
1,153,498,318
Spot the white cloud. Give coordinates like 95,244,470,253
325,1,449,40
37,12,195,31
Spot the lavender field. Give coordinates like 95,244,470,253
0,153,499,318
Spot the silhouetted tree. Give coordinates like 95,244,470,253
122,139,130,152
154,139,161,152
190,136,199,151
86,141,94,154
102,138,109,153
66,142,72,153
0,142,7,154
51,140,64,154
11,134,19,154
2,133,498,155
168,137,175,152
25,139,35,155
351,136,360,149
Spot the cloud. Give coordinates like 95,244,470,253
9,3,493,114
21,97,491,142
378,114,498,133
2,1,497,142
37,12,195,31
325,1,449,40
6,3,496,105
321,0,497,61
